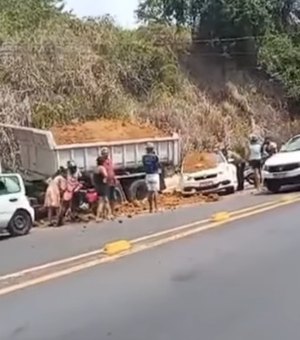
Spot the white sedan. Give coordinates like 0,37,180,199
180,151,237,195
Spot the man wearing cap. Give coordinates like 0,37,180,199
100,147,117,216
142,142,161,213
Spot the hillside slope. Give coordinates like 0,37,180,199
0,15,297,168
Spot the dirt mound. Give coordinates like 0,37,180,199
51,119,168,145
183,152,218,173
115,191,219,217
35,191,220,226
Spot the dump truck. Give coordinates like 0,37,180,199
0,124,181,202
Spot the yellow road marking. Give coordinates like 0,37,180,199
131,198,287,244
0,196,299,297
0,196,298,283
0,197,286,283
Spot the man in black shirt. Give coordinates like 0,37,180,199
142,143,160,213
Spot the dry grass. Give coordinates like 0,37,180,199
0,16,297,170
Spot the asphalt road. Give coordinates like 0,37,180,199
1,201,300,340
0,190,290,275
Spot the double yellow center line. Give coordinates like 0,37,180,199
0,194,299,297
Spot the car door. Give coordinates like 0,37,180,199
218,151,237,187
0,174,24,228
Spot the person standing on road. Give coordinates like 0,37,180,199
262,136,278,160
142,142,161,213
225,148,246,191
101,147,117,217
93,156,111,222
44,167,67,226
247,134,263,191
57,163,82,227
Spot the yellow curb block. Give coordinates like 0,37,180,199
104,240,132,256
211,211,231,222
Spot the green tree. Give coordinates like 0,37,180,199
136,0,191,25
136,0,299,38
137,0,300,101
259,33,300,98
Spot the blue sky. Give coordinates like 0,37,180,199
64,0,139,28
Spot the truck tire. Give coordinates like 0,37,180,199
114,186,124,204
7,209,32,237
127,179,148,202
266,182,281,193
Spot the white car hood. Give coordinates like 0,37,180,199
185,164,222,177
265,151,300,166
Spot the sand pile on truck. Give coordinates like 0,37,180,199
51,119,168,144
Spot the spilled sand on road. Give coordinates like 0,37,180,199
36,192,219,226
115,192,219,218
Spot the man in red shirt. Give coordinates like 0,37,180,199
100,148,117,216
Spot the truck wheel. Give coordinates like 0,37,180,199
8,210,32,237
114,186,124,204
266,182,281,193
128,179,148,202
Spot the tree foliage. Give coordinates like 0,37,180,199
0,4,189,129
137,0,300,102
259,32,300,98
0,0,297,169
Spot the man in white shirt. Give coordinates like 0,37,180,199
247,134,263,190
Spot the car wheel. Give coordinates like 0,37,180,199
7,210,32,237
266,182,281,194
225,186,235,195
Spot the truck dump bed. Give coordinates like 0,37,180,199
0,124,180,179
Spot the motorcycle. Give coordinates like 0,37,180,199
244,165,255,186
244,155,271,186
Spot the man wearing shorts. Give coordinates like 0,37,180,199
142,142,160,213
248,134,263,190
93,156,111,222
101,148,117,216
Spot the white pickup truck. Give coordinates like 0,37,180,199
263,134,300,193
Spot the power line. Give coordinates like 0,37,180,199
191,35,262,43
0,34,268,49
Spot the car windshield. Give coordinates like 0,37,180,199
282,136,300,152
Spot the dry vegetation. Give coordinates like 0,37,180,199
0,14,298,169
